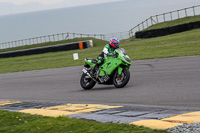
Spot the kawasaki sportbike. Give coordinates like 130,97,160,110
80,48,132,90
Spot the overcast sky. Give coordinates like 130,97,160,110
0,0,122,16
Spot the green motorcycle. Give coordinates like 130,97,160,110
80,48,132,90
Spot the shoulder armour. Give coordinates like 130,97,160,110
104,44,110,49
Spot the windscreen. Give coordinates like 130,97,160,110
116,48,127,55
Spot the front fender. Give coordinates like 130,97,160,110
117,66,123,75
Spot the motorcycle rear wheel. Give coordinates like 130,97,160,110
113,68,130,88
80,73,96,90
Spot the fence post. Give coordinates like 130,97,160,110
21,40,24,46
62,33,64,40
57,34,60,41
53,35,55,42
40,37,42,43
7,42,10,48
177,10,180,19
10,42,13,48
47,35,50,42
32,38,35,44
37,37,40,44
18,40,20,46
156,15,159,23
150,16,153,25
25,39,27,45
64,33,69,40
146,19,149,27
170,12,173,20
142,22,144,29
163,13,166,22
185,8,187,17
14,41,17,47
44,36,46,43
193,6,196,16
138,25,140,31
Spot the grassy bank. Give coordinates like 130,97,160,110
0,28,200,74
0,110,168,133
145,15,200,30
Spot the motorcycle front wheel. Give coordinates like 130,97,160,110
80,73,96,90
113,68,130,88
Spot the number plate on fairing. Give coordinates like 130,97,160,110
100,74,110,83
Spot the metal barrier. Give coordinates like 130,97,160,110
0,33,104,49
0,5,200,50
129,5,200,37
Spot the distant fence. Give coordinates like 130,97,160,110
136,21,200,38
129,5,200,37
0,32,130,49
0,41,92,58
0,33,104,49
0,5,200,50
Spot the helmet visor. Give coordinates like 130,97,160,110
115,43,119,48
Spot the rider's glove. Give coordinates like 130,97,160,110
97,60,102,64
97,56,104,64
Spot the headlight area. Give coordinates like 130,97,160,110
123,56,131,63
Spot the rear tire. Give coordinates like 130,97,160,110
113,68,130,88
80,73,96,90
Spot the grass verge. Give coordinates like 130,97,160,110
0,110,168,133
145,15,200,30
0,28,200,74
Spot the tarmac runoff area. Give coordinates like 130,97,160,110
1,101,200,130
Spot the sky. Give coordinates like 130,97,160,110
0,0,199,43
0,0,122,16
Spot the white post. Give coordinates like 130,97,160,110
88,40,93,48
73,53,79,60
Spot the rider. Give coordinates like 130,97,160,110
91,38,120,76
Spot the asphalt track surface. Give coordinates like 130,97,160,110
0,56,200,109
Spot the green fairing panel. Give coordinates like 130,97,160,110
99,57,122,76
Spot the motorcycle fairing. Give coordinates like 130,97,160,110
98,56,122,76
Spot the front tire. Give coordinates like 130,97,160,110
80,73,96,90
113,68,130,88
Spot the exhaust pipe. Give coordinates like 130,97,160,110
82,69,99,83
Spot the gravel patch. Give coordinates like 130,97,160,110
167,122,200,133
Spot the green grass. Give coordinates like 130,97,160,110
122,28,200,60
0,110,168,133
0,28,200,74
145,15,200,30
